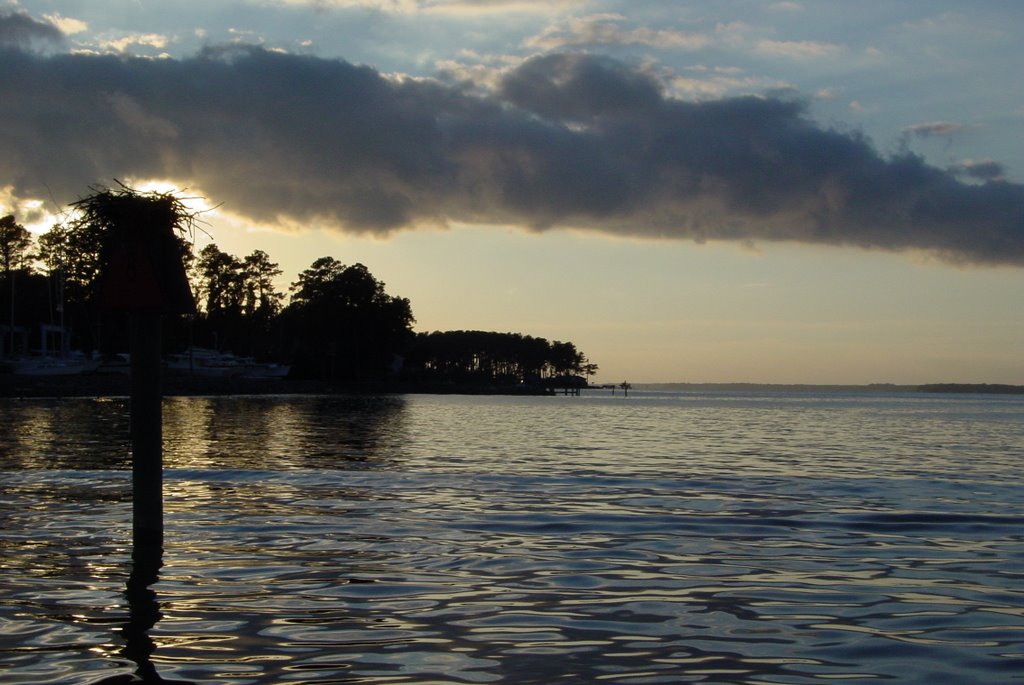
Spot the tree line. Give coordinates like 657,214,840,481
407,330,597,386
1,211,596,386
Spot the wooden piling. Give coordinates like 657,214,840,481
130,312,164,553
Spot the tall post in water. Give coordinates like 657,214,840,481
72,184,197,685
130,311,164,550
76,184,197,556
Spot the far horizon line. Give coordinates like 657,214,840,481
597,381,1024,392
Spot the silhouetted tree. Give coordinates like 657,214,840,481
285,258,414,381
36,219,105,314
0,215,33,355
0,215,32,274
238,249,285,358
406,330,592,386
549,340,584,377
242,249,283,318
195,244,243,319
187,244,286,357
193,243,244,351
35,221,104,351
35,223,68,275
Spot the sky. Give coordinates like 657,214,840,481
1,0,1022,384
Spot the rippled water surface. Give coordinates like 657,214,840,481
1,391,1023,684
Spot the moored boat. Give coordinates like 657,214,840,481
166,348,290,379
10,355,100,376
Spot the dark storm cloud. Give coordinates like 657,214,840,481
950,160,1006,182
499,53,663,120
0,10,64,48
1,44,1022,265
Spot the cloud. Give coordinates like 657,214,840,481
714,22,843,62
906,121,964,139
527,14,711,51
0,10,64,49
848,100,878,114
262,0,417,11
423,0,582,15
950,159,1005,182
42,13,88,36
264,0,577,14
95,32,172,54
754,38,843,60
435,50,524,92
1,44,1022,266
664,66,781,100
498,53,663,119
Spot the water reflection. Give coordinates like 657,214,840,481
0,398,131,470
0,395,410,471
163,395,409,470
90,547,196,685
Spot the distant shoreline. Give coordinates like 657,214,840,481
632,382,1024,395
2,373,1023,399
0,373,556,399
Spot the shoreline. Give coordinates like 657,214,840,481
0,373,556,399
2,374,1023,399
634,382,1024,395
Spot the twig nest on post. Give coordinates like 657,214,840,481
72,183,197,315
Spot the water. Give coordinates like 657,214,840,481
1,390,1022,684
